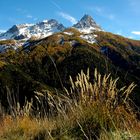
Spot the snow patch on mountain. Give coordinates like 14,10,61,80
63,32,73,35
0,44,19,53
80,34,97,44
79,27,98,34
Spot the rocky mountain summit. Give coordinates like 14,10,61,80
73,14,102,33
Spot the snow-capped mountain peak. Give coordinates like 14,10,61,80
0,19,65,40
73,14,102,33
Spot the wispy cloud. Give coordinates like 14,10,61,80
87,5,115,20
0,30,6,33
131,31,140,35
50,1,77,25
26,15,33,19
50,0,62,10
58,12,77,24
26,15,38,21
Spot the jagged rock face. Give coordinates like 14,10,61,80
7,25,19,34
36,19,63,29
0,20,65,40
73,14,102,33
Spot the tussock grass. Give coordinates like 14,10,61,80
0,69,140,140
0,60,6,68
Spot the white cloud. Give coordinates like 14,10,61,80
131,31,140,35
26,15,33,19
58,12,77,24
0,30,6,33
26,15,38,21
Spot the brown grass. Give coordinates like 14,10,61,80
0,69,140,140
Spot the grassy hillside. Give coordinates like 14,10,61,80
1,30,140,111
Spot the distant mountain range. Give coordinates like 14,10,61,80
0,15,102,41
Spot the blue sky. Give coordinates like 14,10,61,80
0,0,140,40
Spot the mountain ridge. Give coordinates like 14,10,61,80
0,14,102,41
0,19,66,40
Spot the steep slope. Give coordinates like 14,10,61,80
1,29,140,107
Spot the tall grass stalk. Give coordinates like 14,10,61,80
0,69,139,140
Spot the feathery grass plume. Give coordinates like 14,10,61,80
0,69,140,140
66,69,139,131
69,68,136,110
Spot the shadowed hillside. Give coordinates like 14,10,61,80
1,30,140,109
